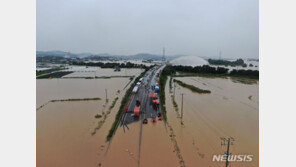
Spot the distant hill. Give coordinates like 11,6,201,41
36,51,182,61
125,53,162,60
127,53,184,61
85,53,164,60
36,51,78,58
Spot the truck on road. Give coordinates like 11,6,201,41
155,86,160,92
132,85,139,93
134,106,140,117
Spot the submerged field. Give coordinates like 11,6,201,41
62,67,142,78
165,76,258,167
37,101,106,167
37,69,140,167
37,68,258,167
37,78,132,108
36,67,143,107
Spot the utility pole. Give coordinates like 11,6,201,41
180,93,184,118
173,82,176,98
105,89,108,101
220,137,235,167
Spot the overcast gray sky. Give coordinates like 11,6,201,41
37,0,258,58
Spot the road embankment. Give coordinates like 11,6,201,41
106,68,149,141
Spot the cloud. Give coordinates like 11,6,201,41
37,0,258,58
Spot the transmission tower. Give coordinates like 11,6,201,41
162,47,166,62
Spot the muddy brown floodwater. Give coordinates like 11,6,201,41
140,122,180,167
36,78,130,108
166,76,258,167
37,101,104,167
37,71,258,167
37,76,132,167
63,68,143,78
101,119,179,167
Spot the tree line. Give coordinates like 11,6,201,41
229,69,259,78
172,65,229,74
208,58,247,67
165,65,259,79
71,61,150,69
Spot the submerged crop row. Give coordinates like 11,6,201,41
173,79,211,94
62,75,134,79
91,97,119,136
50,97,101,102
36,68,66,77
159,65,177,122
37,71,73,79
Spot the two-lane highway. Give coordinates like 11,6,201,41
121,65,165,127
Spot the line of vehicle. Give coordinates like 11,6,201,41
137,68,155,167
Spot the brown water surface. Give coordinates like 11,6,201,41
36,78,129,108
37,74,258,167
37,77,129,167
63,68,142,77
165,76,258,167
37,101,104,167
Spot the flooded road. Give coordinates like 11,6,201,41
101,65,179,167
165,76,258,167
100,123,141,167
140,122,179,167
